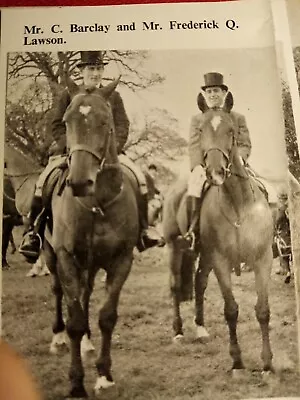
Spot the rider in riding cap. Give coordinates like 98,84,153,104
144,164,161,201
19,51,160,262
185,72,252,249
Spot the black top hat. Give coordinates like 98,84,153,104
77,51,108,68
201,72,228,91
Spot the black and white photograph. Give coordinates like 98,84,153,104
1,1,300,399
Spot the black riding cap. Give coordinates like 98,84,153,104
77,51,108,68
201,72,228,91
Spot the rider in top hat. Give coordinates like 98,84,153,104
19,51,160,262
185,72,252,248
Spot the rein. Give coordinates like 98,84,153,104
3,190,16,203
4,171,40,199
4,170,42,178
68,122,120,215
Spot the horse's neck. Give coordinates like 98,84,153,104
4,145,40,196
222,151,254,210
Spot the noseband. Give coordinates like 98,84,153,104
68,127,118,174
66,91,118,174
203,137,235,178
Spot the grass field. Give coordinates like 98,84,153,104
2,226,300,400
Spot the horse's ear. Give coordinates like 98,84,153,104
197,92,209,113
101,76,121,99
223,91,234,113
66,77,79,98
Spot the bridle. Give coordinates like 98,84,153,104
202,131,236,180
68,140,119,175
66,92,119,176
66,101,121,215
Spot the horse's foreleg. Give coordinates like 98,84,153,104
43,241,67,354
57,248,87,398
253,249,273,372
81,270,96,358
2,219,14,269
49,272,68,354
9,231,16,254
213,255,244,370
194,255,212,339
167,242,184,340
95,252,133,392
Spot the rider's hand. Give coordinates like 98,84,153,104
48,136,66,157
0,340,42,400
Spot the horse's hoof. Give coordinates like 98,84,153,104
195,324,210,341
68,386,88,398
261,369,276,383
50,342,69,355
38,266,50,276
50,332,69,355
94,376,115,393
275,266,285,275
81,334,95,359
2,263,10,270
172,334,184,344
232,369,246,379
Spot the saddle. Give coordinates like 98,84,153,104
39,157,68,207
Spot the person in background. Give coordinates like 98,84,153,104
144,163,161,201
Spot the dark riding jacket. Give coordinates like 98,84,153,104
144,172,160,201
51,85,130,155
189,110,251,171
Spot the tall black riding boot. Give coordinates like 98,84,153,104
184,196,201,251
136,194,160,252
19,195,44,263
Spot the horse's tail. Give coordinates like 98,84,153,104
179,250,196,302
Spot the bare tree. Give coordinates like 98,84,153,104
7,51,164,97
6,51,165,160
125,108,187,162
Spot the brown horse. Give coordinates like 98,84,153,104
5,80,140,397
44,79,139,397
163,93,274,374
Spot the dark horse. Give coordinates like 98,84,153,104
2,175,21,269
163,93,274,374
47,80,139,397
5,80,140,397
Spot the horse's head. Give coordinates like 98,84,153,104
197,91,236,186
64,78,120,197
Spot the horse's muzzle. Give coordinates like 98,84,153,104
206,167,227,186
66,177,95,197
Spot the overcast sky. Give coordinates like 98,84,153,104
286,0,300,47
